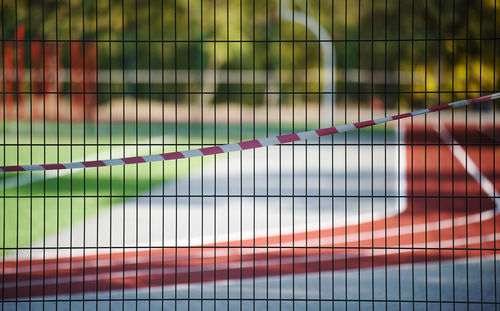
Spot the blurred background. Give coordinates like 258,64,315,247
1,0,498,124
1,0,500,308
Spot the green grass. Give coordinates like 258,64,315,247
0,165,207,253
0,124,210,255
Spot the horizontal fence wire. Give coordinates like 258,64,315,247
0,0,499,310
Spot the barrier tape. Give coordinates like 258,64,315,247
1,93,498,173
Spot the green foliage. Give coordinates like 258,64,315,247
1,0,498,108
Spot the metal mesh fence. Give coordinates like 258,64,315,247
0,0,499,309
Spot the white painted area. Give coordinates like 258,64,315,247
19,131,404,260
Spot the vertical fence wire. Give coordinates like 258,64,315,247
0,0,499,309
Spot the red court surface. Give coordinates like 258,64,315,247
1,123,498,300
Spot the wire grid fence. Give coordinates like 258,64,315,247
0,0,499,309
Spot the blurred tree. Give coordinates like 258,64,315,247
1,0,498,107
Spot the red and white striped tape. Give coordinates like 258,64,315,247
1,93,498,173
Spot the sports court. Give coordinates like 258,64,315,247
0,0,499,310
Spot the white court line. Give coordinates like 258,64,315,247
3,231,499,290
5,208,496,275
6,127,499,272
437,125,500,212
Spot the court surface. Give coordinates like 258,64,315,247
1,122,499,310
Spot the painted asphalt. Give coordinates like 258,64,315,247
1,123,499,309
